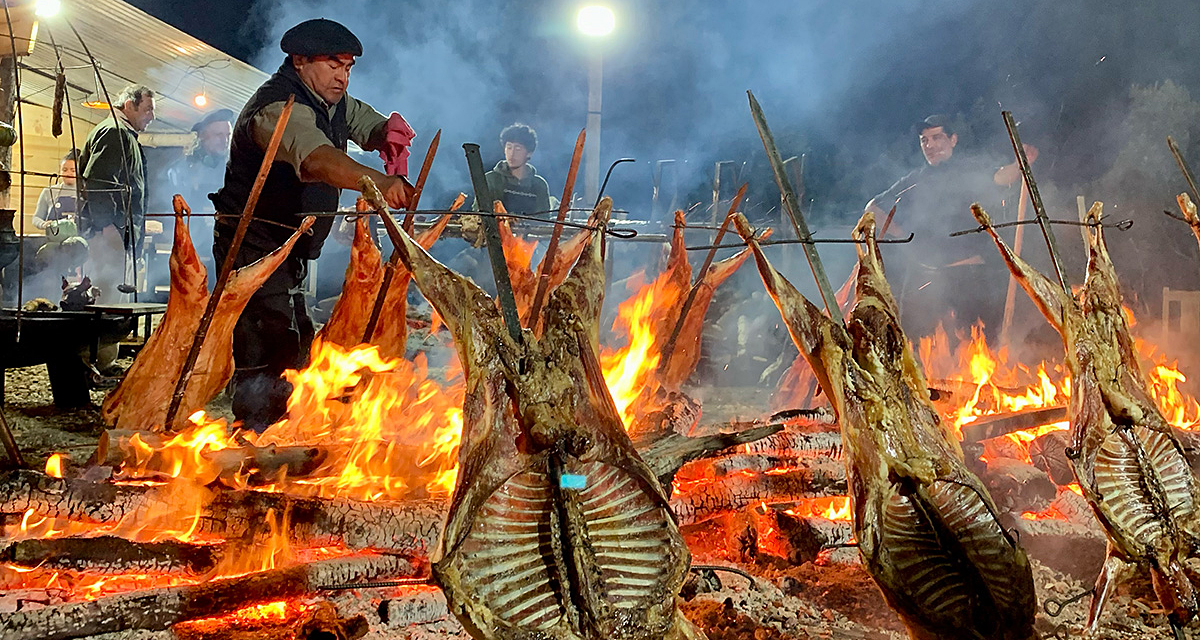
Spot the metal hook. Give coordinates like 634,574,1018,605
595,158,636,209
1043,588,1093,617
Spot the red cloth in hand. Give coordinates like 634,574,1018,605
378,112,415,176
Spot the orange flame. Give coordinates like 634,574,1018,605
45,454,63,478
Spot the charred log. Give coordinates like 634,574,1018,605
1028,430,1075,486
635,422,783,489
980,457,1057,514
736,429,843,459
960,406,1067,443
759,507,854,565
0,554,416,640
0,537,221,576
94,430,327,486
670,462,846,526
0,471,443,555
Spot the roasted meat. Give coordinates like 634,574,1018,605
976,202,1200,633
659,245,754,392
315,214,384,349
494,210,592,329
733,210,1036,640
102,199,314,430
384,195,699,640
317,196,458,357
367,200,456,360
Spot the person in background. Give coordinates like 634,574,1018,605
28,150,88,301
864,114,1037,342
33,149,79,230
481,123,551,213
77,83,155,304
211,18,415,431
168,108,234,271
170,108,234,209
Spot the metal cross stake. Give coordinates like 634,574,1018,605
1002,111,1069,294
748,90,843,324
463,143,524,344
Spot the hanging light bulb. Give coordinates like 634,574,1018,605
193,93,208,108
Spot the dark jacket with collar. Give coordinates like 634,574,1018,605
212,61,349,260
78,115,147,249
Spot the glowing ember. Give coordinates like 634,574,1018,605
784,496,853,522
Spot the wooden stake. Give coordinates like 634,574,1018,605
363,129,440,343
528,128,585,332
164,96,295,430
1000,182,1030,349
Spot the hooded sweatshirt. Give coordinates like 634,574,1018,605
481,160,551,214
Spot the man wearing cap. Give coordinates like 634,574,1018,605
864,115,1037,342
211,18,416,430
166,109,233,273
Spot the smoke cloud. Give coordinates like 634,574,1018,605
237,0,1200,388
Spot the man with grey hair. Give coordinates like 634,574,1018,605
76,83,154,370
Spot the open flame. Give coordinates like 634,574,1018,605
110,340,464,502
785,496,853,521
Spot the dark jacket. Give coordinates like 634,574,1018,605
481,161,551,214
78,116,147,250
212,61,349,260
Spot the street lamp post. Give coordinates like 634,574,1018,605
576,5,614,207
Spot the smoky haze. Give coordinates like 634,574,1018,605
240,0,1200,388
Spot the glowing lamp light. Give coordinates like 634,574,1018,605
35,0,61,18
193,93,208,108
81,99,110,110
576,5,615,37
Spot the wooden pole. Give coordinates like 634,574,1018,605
748,91,842,324
163,96,295,430
527,128,585,331
999,183,1030,349
362,129,440,343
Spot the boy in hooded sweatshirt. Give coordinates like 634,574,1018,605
482,123,551,214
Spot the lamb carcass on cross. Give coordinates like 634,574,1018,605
376,189,700,640
733,209,1036,640
975,201,1200,634
102,197,314,430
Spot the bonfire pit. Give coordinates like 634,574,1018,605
6,132,1200,640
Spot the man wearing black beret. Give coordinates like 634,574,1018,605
211,17,416,430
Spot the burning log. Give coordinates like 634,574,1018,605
0,537,221,576
628,388,703,440
759,507,854,565
174,600,369,640
0,554,417,640
737,429,842,459
0,471,443,555
980,457,1057,514
94,429,328,486
634,422,783,488
708,453,818,476
670,462,846,526
960,406,1067,443
1028,429,1074,485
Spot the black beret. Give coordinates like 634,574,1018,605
192,108,234,133
280,18,362,57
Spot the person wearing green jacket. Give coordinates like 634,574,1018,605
481,123,551,214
